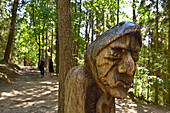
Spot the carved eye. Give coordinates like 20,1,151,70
112,49,123,58
131,51,139,62
105,48,123,60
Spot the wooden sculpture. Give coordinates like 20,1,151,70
64,21,142,113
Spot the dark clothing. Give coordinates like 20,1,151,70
49,62,54,72
39,59,46,76
40,59,46,68
40,67,44,75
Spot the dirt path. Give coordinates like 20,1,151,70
116,99,170,113
0,66,170,113
0,67,59,113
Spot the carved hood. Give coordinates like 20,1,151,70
84,21,142,94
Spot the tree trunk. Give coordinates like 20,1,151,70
133,0,136,22
32,0,40,62
168,0,170,106
91,0,94,42
76,0,81,65
42,23,45,57
55,0,59,75
147,28,151,101
58,0,73,113
117,0,119,24
38,33,41,62
102,6,105,32
51,25,53,58
85,11,89,50
45,28,48,67
4,0,19,62
73,0,78,66
45,2,48,65
88,11,91,44
155,0,159,104
96,5,100,38
55,24,59,75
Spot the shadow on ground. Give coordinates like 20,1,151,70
0,67,59,113
0,66,170,113
116,97,170,113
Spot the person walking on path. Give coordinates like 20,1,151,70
38,56,46,78
49,58,54,78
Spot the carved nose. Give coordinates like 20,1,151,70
118,52,135,76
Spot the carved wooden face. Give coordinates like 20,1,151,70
95,33,141,99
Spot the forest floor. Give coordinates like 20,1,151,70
0,66,170,113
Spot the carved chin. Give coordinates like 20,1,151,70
108,87,128,99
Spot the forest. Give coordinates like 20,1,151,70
0,0,169,111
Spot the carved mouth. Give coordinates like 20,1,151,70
104,80,132,89
115,80,132,88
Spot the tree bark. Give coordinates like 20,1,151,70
168,0,170,106
96,4,100,38
4,0,19,62
55,0,59,75
45,28,48,67
85,11,89,50
42,22,45,57
51,25,53,58
117,0,119,24
133,0,136,22
102,6,105,33
91,2,94,42
73,0,78,66
55,24,59,74
58,0,73,113
39,33,41,62
155,0,159,104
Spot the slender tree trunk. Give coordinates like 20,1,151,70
96,6,100,38
102,6,105,32
42,23,45,57
85,11,89,50
51,25,53,58
88,11,91,44
73,0,78,66
55,0,59,75
32,0,40,62
45,28,48,67
88,16,90,44
4,0,18,62
133,0,136,22
147,29,151,101
155,0,159,104
91,0,94,42
168,0,170,106
45,2,48,65
55,25,59,75
39,33,41,61
58,0,73,113
117,0,119,24
76,0,81,65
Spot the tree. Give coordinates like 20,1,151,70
55,0,59,75
4,0,19,62
132,0,136,22
58,0,73,113
117,0,119,24
168,0,170,105
154,0,159,104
